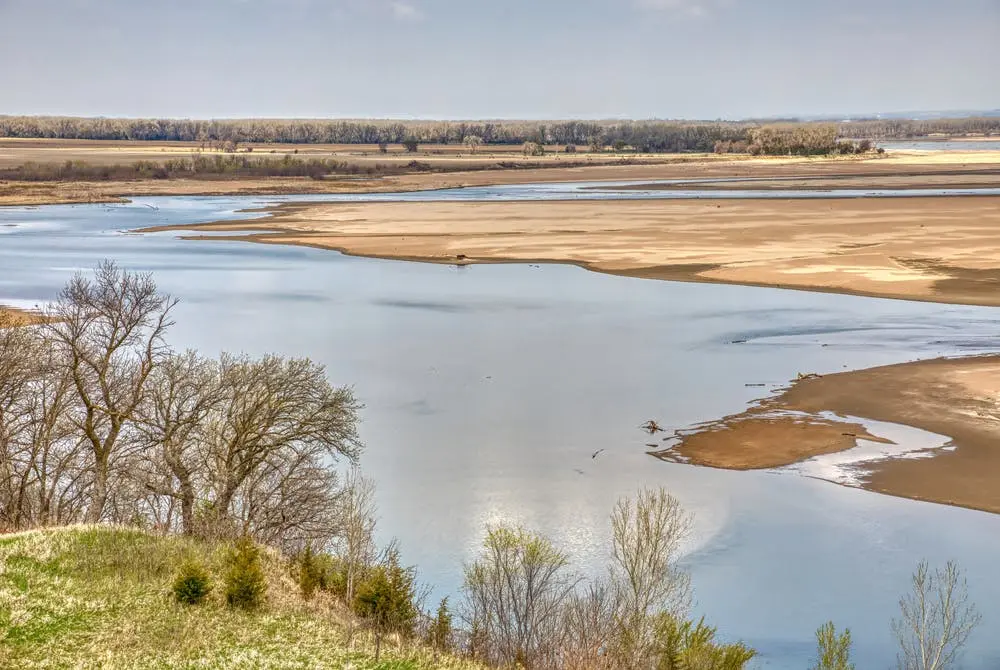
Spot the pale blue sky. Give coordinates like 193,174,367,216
2,0,998,119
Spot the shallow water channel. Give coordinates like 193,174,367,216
2,185,1000,669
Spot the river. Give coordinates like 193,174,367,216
2,186,999,669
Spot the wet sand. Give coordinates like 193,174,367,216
660,356,1000,514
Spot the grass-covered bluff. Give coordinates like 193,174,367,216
0,526,477,669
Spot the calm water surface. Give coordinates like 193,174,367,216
2,190,999,669
877,139,1000,152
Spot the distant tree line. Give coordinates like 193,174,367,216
713,124,879,156
840,116,1000,139
1,115,996,150
0,116,747,148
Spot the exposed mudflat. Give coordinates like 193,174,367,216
662,356,1000,514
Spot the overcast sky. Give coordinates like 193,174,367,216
2,0,998,120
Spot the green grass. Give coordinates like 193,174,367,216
0,526,479,669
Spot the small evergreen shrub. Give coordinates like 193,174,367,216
427,597,453,651
352,551,418,635
298,544,323,601
171,558,212,605
224,536,267,610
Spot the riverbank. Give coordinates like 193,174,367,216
659,356,1000,514
3,145,998,206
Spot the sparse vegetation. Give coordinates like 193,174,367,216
0,153,668,184
458,488,750,669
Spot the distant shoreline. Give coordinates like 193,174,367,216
2,136,998,206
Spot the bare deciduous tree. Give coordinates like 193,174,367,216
204,353,362,542
892,560,981,670
0,311,87,530
338,466,378,604
558,578,618,670
44,261,176,522
137,351,220,535
3,264,366,544
463,135,483,154
610,487,693,665
462,524,578,668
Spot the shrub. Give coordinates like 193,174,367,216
563,144,577,153
172,558,213,605
402,138,419,153
298,544,323,601
322,558,350,599
652,614,756,669
224,536,268,610
811,621,854,670
462,525,573,667
522,141,545,157
353,552,417,634
353,550,418,660
427,597,453,651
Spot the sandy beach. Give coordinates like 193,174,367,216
147,195,1000,307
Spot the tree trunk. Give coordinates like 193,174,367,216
88,465,107,523
180,483,195,535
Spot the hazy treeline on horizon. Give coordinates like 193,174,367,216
1,115,998,151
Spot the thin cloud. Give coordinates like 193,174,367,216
390,1,423,21
635,0,718,18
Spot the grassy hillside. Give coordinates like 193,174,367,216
0,526,477,669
